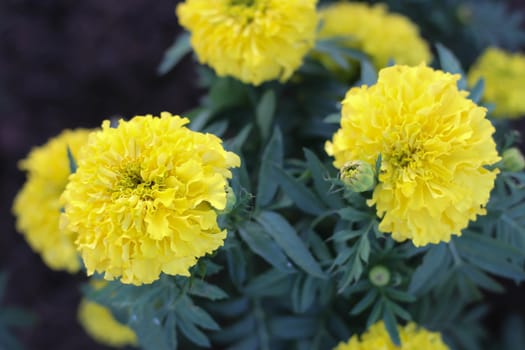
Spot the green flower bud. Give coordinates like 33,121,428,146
369,265,390,287
340,161,376,192
502,147,525,172
221,186,237,214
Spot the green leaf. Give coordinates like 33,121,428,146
337,207,373,222
177,316,211,348
382,304,401,346
206,298,249,318
366,299,383,327
304,148,344,209
291,275,318,313
244,269,291,297
256,128,283,209
269,316,319,340
272,165,326,215
211,314,256,344
226,241,247,287
209,77,247,112
457,232,525,261
436,43,467,89
237,222,296,273
469,78,484,104
189,108,214,132
157,33,192,75
175,296,220,331
459,264,504,293
66,146,77,174
323,113,340,124
257,211,326,279
256,90,276,141
350,289,378,315
203,120,228,137
131,310,175,350
387,301,412,321
360,60,377,86
188,279,228,301
408,243,449,295
385,288,416,303
225,124,253,154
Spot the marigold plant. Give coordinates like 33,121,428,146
318,2,431,69
334,321,449,350
12,129,91,273
61,112,240,285
326,64,500,246
467,47,525,118
176,0,318,85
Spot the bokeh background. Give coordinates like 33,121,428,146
1,0,524,349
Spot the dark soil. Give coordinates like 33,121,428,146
1,1,524,349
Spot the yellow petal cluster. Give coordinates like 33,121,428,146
318,2,431,69
326,64,500,246
78,299,137,348
467,47,525,118
176,0,318,86
61,112,240,285
333,321,449,350
12,129,91,272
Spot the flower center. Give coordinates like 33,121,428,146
114,163,157,200
390,147,414,169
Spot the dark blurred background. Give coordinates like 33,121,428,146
0,0,198,349
1,0,525,349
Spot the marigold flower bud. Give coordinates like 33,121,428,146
221,186,237,214
369,265,390,287
340,161,376,193
502,147,525,172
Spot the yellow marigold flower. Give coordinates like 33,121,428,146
176,0,318,86
333,321,449,350
12,129,91,272
467,47,525,118
318,2,431,69
78,299,137,348
61,112,240,285
326,64,500,246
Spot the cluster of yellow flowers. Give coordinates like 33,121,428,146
318,2,431,69
13,1,517,347
13,113,239,285
177,0,430,85
334,321,449,350
177,0,318,86
326,64,500,246
468,47,525,118
13,129,91,272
